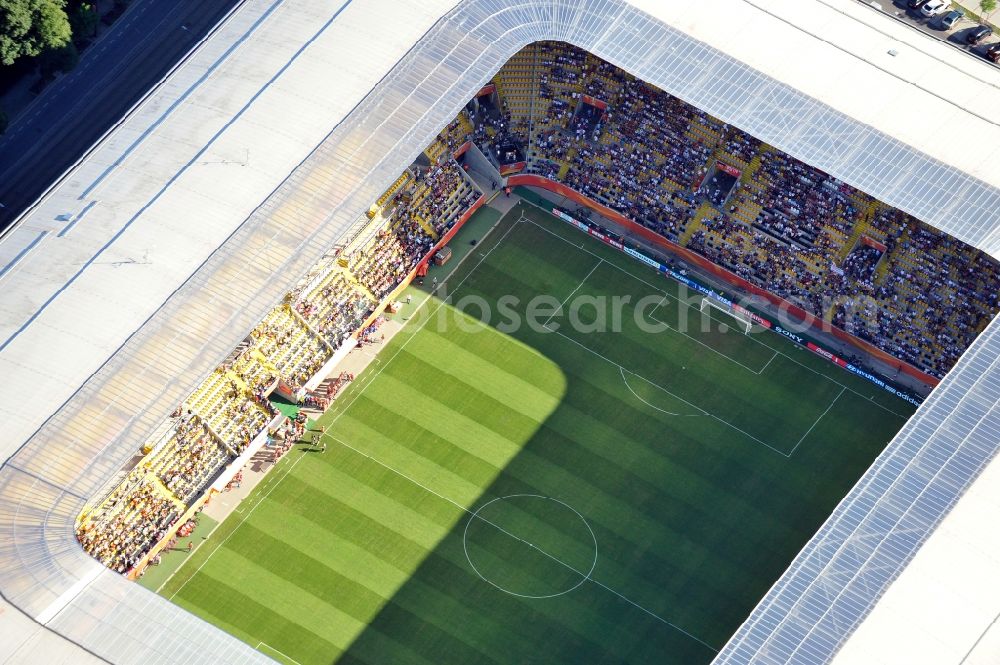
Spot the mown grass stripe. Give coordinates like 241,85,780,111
497,228,849,447
540,400,807,544
299,448,461,531
364,369,539,468
174,567,347,664
163,205,913,665
247,500,412,593
308,436,680,660
262,472,436,565
517,211,914,415
370,531,622,662
228,524,511,665
337,401,504,497
205,543,374,641
428,314,567,394
479,458,753,613
404,329,564,421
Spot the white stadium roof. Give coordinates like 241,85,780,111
0,0,998,662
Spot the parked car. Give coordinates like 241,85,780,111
940,10,963,29
907,0,928,8
968,25,993,44
986,43,1000,63
921,0,949,16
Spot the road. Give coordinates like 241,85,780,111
0,0,245,232
870,0,1000,63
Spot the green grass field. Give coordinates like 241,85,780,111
160,203,916,664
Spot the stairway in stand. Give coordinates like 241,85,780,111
342,267,378,303
837,200,878,263
679,201,718,245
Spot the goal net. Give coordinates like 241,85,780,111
699,297,753,334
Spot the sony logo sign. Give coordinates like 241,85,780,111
773,325,804,345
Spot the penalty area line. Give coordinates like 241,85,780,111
543,257,604,327
520,216,910,420
757,351,779,375
645,309,770,377
545,324,790,457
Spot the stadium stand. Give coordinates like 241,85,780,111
474,41,1000,380
75,38,998,592
76,125,483,577
2,0,997,661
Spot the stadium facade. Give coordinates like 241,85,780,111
0,0,998,663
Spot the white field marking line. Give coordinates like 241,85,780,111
730,325,907,418
787,387,846,458
646,296,771,376
257,642,305,665
327,433,718,655
158,211,519,598
167,450,309,602
545,324,790,457
542,257,604,327
586,576,717,651
619,367,701,417
462,494,598,600
325,213,522,427
521,217,910,420
757,351,779,376
154,516,226,594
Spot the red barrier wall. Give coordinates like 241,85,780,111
508,174,939,388
424,194,486,267
500,161,527,176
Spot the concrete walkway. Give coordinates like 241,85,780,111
954,0,995,24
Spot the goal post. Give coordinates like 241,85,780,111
699,297,753,334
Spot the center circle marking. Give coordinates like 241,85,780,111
462,494,598,599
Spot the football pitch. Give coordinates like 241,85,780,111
160,202,916,664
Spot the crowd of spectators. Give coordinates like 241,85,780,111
352,226,433,299
156,414,228,502
404,161,480,235
79,39,1000,577
78,125,484,575
866,222,1000,374
481,40,1000,379
473,106,527,167
253,306,330,388
78,479,178,574
841,245,883,283
353,160,477,299
747,151,857,249
294,272,374,349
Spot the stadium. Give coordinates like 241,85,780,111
1,0,1000,663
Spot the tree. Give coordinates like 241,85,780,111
69,3,98,43
0,0,72,66
39,40,77,76
981,0,998,22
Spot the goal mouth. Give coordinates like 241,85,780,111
699,297,754,334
